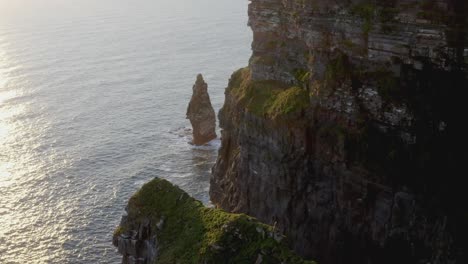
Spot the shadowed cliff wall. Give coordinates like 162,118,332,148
211,0,468,263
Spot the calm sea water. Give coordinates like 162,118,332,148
0,0,251,262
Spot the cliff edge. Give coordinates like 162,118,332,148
211,0,468,263
113,178,314,264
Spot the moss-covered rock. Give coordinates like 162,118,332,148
228,68,309,119
113,178,315,264
267,87,309,118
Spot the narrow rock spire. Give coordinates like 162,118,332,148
186,74,217,145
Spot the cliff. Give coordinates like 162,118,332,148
113,178,314,264
211,0,468,263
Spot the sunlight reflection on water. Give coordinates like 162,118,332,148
0,0,251,263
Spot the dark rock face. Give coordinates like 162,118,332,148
113,216,157,264
186,74,217,145
211,0,468,263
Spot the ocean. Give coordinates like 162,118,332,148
0,0,251,262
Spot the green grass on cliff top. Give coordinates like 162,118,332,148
117,178,314,264
229,68,309,119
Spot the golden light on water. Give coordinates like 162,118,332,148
0,72,6,90
0,47,11,159
0,89,17,137
0,162,13,189
0,49,7,92
1,0,250,261
0,38,69,263
0,41,12,245
0,44,20,189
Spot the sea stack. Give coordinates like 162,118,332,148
186,74,217,145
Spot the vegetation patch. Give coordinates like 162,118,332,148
229,68,310,118
116,178,314,264
267,87,310,118
113,226,125,237
293,68,311,90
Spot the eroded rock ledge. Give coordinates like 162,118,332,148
113,178,314,264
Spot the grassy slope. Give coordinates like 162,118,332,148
115,178,315,264
230,68,309,119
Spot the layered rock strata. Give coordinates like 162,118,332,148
113,178,314,264
187,74,217,145
211,0,468,263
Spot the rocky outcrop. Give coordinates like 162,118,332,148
187,74,217,145
211,0,468,263
113,217,157,264
113,178,314,264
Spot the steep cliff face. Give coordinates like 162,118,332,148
211,0,468,263
113,178,313,264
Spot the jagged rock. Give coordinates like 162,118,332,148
186,74,217,145
211,0,468,264
113,178,314,264
112,216,157,264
